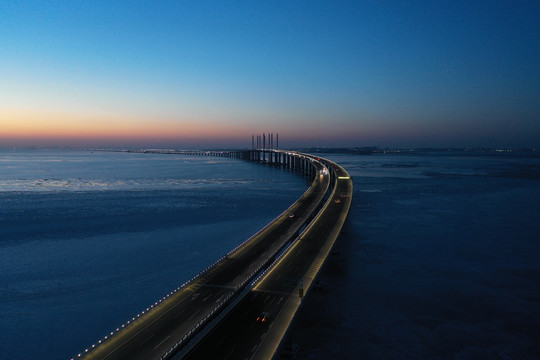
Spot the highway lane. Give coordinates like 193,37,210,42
182,156,353,360
77,155,330,360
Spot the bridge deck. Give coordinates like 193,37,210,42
76,152,330,360
182,156,353,360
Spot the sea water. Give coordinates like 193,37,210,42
3,150,540,359
285,151,540,359
0,150,309,360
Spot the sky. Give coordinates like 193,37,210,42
1,0,539,149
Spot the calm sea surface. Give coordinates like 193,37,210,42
0,150,309,359
2,150,540,359
285,151,540,359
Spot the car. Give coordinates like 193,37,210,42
256,312,269,323
334,199,341,204
289,213,295,218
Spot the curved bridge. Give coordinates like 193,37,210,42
74,150,352,360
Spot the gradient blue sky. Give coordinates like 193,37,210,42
1,0,539,148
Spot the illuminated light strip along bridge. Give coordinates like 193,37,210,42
178,154,352,360
74,149,351,360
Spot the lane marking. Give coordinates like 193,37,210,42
154,335,170,350
174,309,186,319
138,334,153,347
252,289,291,296
224,345,237,360
100,294,191,359
188,310,200,320
199,284,236,290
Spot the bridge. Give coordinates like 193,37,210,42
74,149,352,360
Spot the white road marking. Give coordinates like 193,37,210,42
188,310,200,320
154,335,170,349
138,334,153,347
224,345,237,360
174,309,186,319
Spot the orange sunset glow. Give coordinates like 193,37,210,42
1,108,259,144
1,0,538,150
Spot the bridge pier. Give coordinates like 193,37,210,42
171,150,317,181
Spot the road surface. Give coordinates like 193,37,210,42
76,156,330,360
